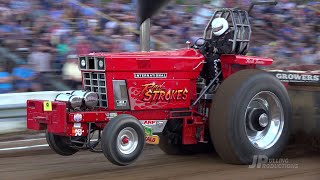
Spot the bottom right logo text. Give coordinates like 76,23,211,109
249,155,299,169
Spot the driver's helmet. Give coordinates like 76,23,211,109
211,17,229,36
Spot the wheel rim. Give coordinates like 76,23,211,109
244,91,284,150
117,127,139,155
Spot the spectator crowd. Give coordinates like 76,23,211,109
246,0,320,68
0,0,319,93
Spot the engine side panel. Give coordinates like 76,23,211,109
126,79,191,110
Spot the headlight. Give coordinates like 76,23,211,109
81,59,86,66
79,57,86,69
97,58,104,70
71,90,99,108
55,93,82,109
98,60,103,67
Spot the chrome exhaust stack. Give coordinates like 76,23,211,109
140,18,151,52
137,0,170,52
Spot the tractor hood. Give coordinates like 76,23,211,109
83,48,205,72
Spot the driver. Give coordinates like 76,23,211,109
201,17,234,83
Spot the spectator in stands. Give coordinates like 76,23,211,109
11,63,42,92
27,45,52,74
55,37,70,71
75,36,91,55
0,66,13,94
62,54,82,89
121,34,139,52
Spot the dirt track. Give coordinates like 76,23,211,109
0,140,319,180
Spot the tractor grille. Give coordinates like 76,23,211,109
83,72,108,107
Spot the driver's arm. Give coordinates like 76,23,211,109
216,31,234,54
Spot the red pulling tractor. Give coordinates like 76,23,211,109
26,1,319,166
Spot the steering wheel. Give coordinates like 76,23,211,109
193,38,211,55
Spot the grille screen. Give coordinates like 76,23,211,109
83,72,108,107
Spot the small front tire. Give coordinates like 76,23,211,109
101,114,145,166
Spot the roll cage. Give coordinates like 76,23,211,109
203,8,251,55
202,1,278,55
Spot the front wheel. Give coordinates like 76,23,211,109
101,114,145,166
210,69,292,164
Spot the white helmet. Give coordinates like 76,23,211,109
211,18,229,36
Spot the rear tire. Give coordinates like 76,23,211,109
46,131,78,156
210,69,291,164
101,114,145,166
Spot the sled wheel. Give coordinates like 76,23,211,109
158,119,214,155
101,114,145,166
210,69,291,164
46,131,78,156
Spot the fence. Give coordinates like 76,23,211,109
0,91,68,134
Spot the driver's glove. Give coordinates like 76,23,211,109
213,47,218,54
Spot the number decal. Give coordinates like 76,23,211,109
72,128,84,136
